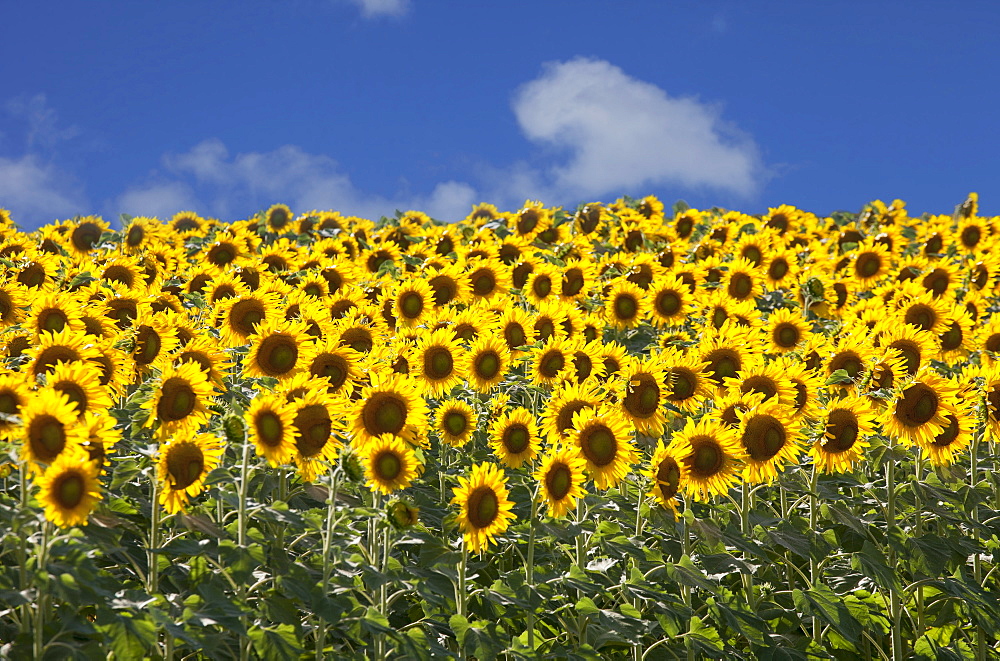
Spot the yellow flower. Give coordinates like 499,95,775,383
244,318,317,381
20,390,87,473
489,406,540,469
157,433,224,514
37,450,102,527
675,416,745,502
461,335,510,394
351,372,428,449
452,462,517,553
569,405,637,491
246,393,297,467
882,371,960,447
143,361,216,436
616,356,669,437
603,279,646,330
646,438,691,514
736,400,803,484
809,395,878,474
435,399,478,448
360,434,421,494
410,327,465,397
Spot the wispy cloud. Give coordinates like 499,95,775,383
114,138,476,222
343,0,410,19
509,57,763,202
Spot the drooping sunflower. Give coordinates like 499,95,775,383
810,395,878,474
157,433,224,514
646,438,692,514
410,327,465,397
675,416,745,502
736,400,803,484
37,450,102,527
919,402,975,467
881,370,960,447
765,308,812,354
142,361,216,436
20,390,87,473
461,335,511,394
244,318,317,382
435,398,478,447
360,434,422,495
0,372,31,441
351,372,428,448
489,407,541,469
569,405,637,490
452,462,517,553
534,445,588,518
245,393,297,467
43,360,113,419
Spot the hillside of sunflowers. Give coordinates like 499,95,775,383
2,194,1000,660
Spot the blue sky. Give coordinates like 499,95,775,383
2,1,998,229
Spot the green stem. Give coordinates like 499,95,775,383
374,492,386,660
457,536,468,619
682,505,694,661
971,417,986,661
809,464,821,645
18,463,30,637
316,464,340,659
741,480,756,610
526,488,537,650
33,520,52,661
237,437,252,661
886,438,903,661
149,473,161,595
575,502,587,646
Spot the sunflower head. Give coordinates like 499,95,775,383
452,462,517,553
37,450,102,527
360,434,421,495
157,433,224,514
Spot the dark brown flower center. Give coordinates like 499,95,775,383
362,393,407,436
580,424,617,467
742,414,787,462
824,409,859,453
896,384,938,427
293,404,332,457
166,443,205,490
467,486,499,529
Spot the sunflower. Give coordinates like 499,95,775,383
158,433,224,514
646,273,695,328
772,357,824,422
263,203,294,233
977,316,1000,362
896,290,949,335
461,335,511,394
359,434,421,495
647,438,692,514
169,211,207,237
596,341,629,378
882,371,960,447
534,445,588,518
763,247,799,289
305,339,362,396
351,372,428,448
81,411,120,470
956,215,989,253
465,257,511,302
657,348,712,413
736,400,802,484
425,264,471,307
435,398,477,447
174,335,233,388
332,310,386,354
143,361,216,435
524,264,560,306
87,342,131,399
849,240,892,289
26,329,102,379
452,462,517,553
0,278,29,328
289,390,343,481
43,360,113,419
822,336,875,388
722,257,763,303
765,308,812,354
37,450,102,527
409,327,465,397
25,291,86,336
20,390,87,472
0,373,31,440
245,393,296,467
244,318,316,382
875,321,939,378
530,300,569,343
131,311,181,375
559,259,596,301
603,279,646,330
810,395,878,474
723,360,798,408
569,405,637,490
674,416,745,502
529,336,574,387
919,261,960,298
389,278,435,329
919,402,975,467
217,292,280,347
697,322,761,391
541,381,603,443
448,304,500,345
567,340,605,384
66,216,109,258
489,407,540,469
121,216,163,253
510,201,552,241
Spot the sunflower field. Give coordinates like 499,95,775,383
1,195,999,660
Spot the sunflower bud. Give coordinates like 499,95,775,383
387,499,419,529
222,414,246,443
342,448,365,483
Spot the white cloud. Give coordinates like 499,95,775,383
344,0,409,19
5,94,80,151
510,57,762,201
114,139,477,222
0,154,87,226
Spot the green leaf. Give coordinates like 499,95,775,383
825,369,854,385
688,616,724,656
99,615,156,660
248,624,303,661
792,584,861,643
